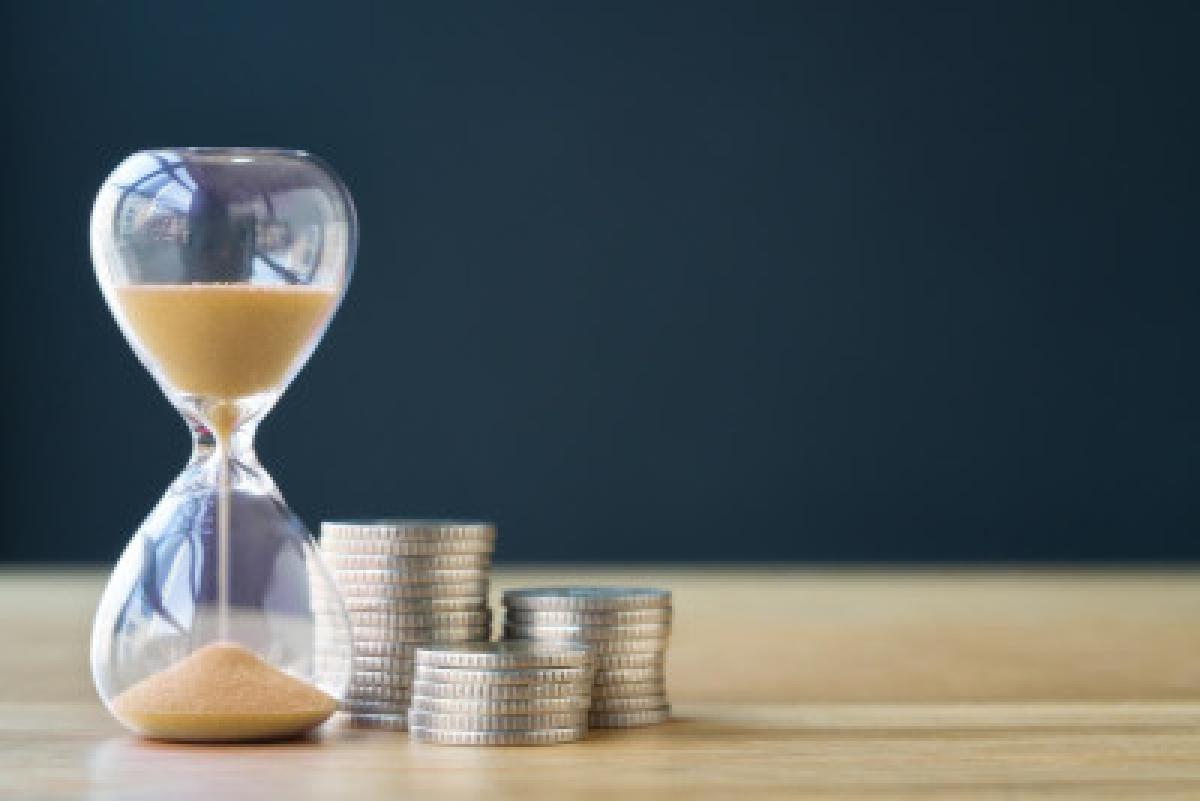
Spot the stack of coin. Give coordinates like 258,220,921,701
501,587,671,728
316,520,495,730
409,642,592,745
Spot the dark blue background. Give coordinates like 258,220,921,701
1,1,1196,562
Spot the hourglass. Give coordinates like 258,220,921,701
89,148,356,741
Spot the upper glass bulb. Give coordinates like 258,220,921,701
91,147,356,436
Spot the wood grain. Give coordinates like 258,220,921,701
1,567,1198,799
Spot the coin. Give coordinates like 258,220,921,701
333,638,427,653
323,655,414,672
343,670,415,687
316,654,412,673
408,709,587,731
323,552,491,570
502,587,671,611
593,666,665,684
413,642,591,670
587,707,670,727
589,695,669,712
337,596,489,613
346,684,412,702
332,567,490,585
592,652,666,669
411,679,591,700
351,641,442,657
410,695,591,714
413,665,593,685
320,539,494,556
408,726,585,746
505,634,666,654
341,699,411,715
502,607,672,625
339,711,408,731
322,520,496,541
589,680,667,698
351,624,490,642
344,680,413,696
501,621,671,640
319,647,412,666
324,609,492,628
331,581,490,599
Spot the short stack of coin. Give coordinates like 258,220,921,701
409,642,592,745
501,587,671,728
316,520,495,730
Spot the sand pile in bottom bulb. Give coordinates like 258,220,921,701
110,642,336,742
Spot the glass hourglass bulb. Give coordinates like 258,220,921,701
88,148,356,741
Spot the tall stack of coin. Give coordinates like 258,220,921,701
409,642,592,745
316,521,495,730
501,587,671,728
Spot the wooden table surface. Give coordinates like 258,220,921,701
1,567,1198,800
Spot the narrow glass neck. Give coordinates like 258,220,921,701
187,416,258,462
182,416,278,496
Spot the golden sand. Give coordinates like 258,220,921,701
110,642,337,742
114,283,336,401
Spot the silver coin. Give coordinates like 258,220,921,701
323,551,491,569
322,520,496,542
319,644,421,661
332,581,490,599
412,679,592,700
410,695,591,715
341,699,411,715
588,706,670,728
593,666,665,684
589,680,667,698
333,585,487,604
502,607,672,625
336,596,489,613
338,711,408,731
346,675,414,688
408,709,587,731
413,665,593,686
323,542,494,557
342,609,491,625
315,656,412,675
579,637,668,654
502,587,671,611
325,609,492,628
345,670,415,687
331,567,490,585
320,539,494,556
501,621,671,640
413,642,591,670
346,680,413,695
504,633,667,654
592,652,666,669
351,625,490,642
348,628,477,642
324,655,414,673
351,641,443,658
408,725,585,746
589,695,669,712
346,684,412,702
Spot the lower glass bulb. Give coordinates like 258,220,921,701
89,428,351,741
